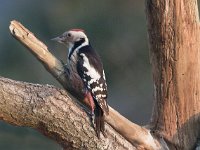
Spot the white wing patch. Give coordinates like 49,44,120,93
80,53,101,80
103,70,106,80
88,78,98,85
92,86,104,93
79,53,108,112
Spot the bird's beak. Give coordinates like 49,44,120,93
51,36,65,43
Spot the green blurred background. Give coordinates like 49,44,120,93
0,0,153,149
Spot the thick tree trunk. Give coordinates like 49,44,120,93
146,0,200,149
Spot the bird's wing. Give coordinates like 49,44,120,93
77,49,109,114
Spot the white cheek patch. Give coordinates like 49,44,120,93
68,36,89,59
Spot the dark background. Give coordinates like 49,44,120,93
0,1,153,149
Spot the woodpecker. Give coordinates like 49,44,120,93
52,29,109,138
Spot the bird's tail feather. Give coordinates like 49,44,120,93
94,104,106,138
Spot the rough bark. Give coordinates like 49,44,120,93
6,0,200,148
6,20,160,149
146,0,200,149
0,77,134,150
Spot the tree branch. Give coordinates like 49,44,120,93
7,20,160,149
0,77,134,150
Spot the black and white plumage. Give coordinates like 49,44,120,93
52,29,109,138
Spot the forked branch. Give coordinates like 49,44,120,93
6,20,160,149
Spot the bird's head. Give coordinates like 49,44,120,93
52,29,88,48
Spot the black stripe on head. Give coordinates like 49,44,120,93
68,38,85,60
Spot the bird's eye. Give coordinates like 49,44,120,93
67,33,71,37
